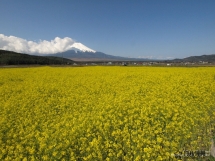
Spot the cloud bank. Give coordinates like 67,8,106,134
138,56,174,60
0,34,76,54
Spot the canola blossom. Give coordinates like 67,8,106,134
0,66,215,160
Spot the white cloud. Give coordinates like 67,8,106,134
0,34,76,54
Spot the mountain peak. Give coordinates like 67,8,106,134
0,34,96,54
68,42,96,53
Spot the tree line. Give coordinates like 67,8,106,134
0,50,73,65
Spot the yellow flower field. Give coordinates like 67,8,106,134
0,66,215,160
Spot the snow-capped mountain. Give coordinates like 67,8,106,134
45,42,146,61
0,34,148,61
45,50,142,61
0,34,97,55
68,42,96,53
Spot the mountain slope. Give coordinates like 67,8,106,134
0,50,74,65
172,54,215,62
45,50,149,61
183,54,215,62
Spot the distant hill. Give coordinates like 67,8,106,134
183,54,215,62
172,54,215,62
0,50,74,65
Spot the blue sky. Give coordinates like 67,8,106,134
0,0,215,59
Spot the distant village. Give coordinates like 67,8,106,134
72,60,214,66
